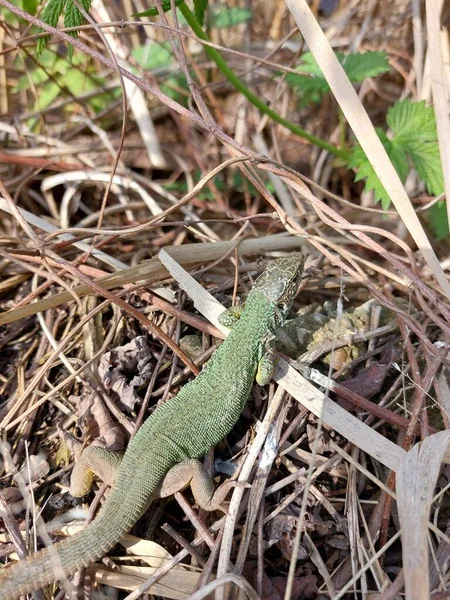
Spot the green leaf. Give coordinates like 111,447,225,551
64,0,92,59
39,0,66,28
134,0,186,18
285,52,330,96
37,48,63,69
387,99,437,142
347,148,389,209
347,129,408,210
387,99,444,196
13,74,31,93
30,65,51,84
193,0,208,26
64,0,92,33
160,74,188,101
63,68,90,96
34,80,60,110
36,0,92,57
211,7,252,29
428,202,449,240
37,0,66,55
348,99,445,210
23,0,39,14
340,51,390,82
285,51,389,101
15,59,56,92
407,140,444,196
132,42,173,70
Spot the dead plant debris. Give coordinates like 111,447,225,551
0,1,450,600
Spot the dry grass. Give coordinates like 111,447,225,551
0,1,450,599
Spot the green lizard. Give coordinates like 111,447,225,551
0,253,304,600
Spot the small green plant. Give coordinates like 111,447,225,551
131,42,188,102
210,6,252,29
132,42,173,71
36,0,93,57
286,52,447,238
348,100,443,207
285,51,390,105
164,169,274,201
15,48,117,118
347,99,446,237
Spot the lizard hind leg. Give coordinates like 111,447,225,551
70,446,124,497
157,459,236,513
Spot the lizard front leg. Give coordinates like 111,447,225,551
256,332,278,386
218,305,244,329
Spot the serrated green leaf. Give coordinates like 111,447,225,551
132,42,173,70
407,140,444,196
387,99,437,142
285,52,330,96
340,51,389,82
387,99,444,196
285,51,389,102
37,0,66,54
134,0,186,18
64,0,92,59
211,7,252,29
348,145,390,209
41,0,66,27
348,99,445,211
36,0,92,56
347,129,408,210
428,202,449,240
64,0,92,32
284,73,328,94
36,37,47,55
193,0,208,26
376,130,409,182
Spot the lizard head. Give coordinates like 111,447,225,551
253,253,304,313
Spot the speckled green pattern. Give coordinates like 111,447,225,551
0,253,304,600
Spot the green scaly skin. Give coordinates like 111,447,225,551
0,254,304,600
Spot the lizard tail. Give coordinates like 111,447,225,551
0,492,146,600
